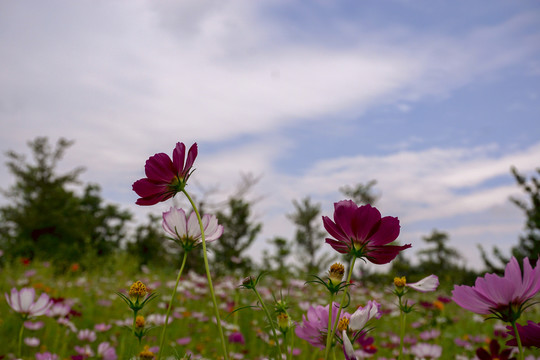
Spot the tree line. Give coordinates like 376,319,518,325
0,137,538,285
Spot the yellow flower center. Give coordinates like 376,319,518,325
138,345,155,360
129,281,147,299
338,317,349,332
394,276,406,287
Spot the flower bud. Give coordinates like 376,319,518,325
129,281,147,300
328,263,345,285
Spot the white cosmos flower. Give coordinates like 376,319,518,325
5,287,52,318
342,331,357,360
407,275,439,293
162,207,223,249
349,300,381,331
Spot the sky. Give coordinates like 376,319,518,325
1,0,540,272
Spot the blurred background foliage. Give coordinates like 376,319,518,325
1,137,539,286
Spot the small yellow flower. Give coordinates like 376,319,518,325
129,281,147,300
328,263,345,285
136,315,145,328
138,345,155,360
277,312,290,331
394,276,406,288
338,317,349,332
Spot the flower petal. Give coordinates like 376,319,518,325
407,275,439,293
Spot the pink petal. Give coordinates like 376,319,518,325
367,216,400,246
325,238,349,254
322,216,349,243
183,143,198,177
172,143,186,175
351,205,381,242
366,244,411,265
144,153,175,182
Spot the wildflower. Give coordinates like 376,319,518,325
135,315,146,329
5,287,52,318
407,275,439,293
476,339,516,360
328,263,345,285
323,201,411,264
129,281,148,300
229,331,246,345
117,280,157,313
342,331,358,360
409,343,442,359
162,207,223,251
139,345,156,360
295,303,350,349
452,257,540,322
77,329,97,342
24,321,45,330
177,337,192,346
94,323,112,332
132,142,198,205
35,352,59,360
506,321,540,348
24,337,40,347
97,342,117,360
349,300,381,331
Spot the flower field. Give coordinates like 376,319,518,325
1,256,539,360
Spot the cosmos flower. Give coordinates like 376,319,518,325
409,343,442,359
506,321,540,348
5,287,52,318
295,302,350,349
162,207,224,251
342,331,357,360
35,352,59,360
133,142,198,206
323,201,411,264
452,257,540,322
476,339,515,360
24,337,40,347
77,329,97,342
229,331,246,345
97,342,117,360
349,300,381,332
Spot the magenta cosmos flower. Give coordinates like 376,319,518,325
162,207,223,251
323,200,411,264
506,321,540,348
452,257,540,322
5,287,52,318
132,142,198,206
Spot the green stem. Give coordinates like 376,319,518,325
17,320,24,358
324,292,336,358
511,321,524,360
398,299,406,360
253,287,283,359
183,189,229,360
324,257,356,360
132,308,138,337
157,251,188,360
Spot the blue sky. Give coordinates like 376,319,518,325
1,0,539,271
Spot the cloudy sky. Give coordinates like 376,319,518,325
1,0,539,272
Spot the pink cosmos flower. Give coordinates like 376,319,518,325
506,321,540,348
5,287,52,318
410,343,442,359
342,331,357,360
162,207,223,250
97,342,117,360
349,300,381,332
323,201,411,264
452,257,540,322
77,329,97,342
24,320,45,330
24,337,40,347
295,302,351,349
35,352,59,360
132,142,198,206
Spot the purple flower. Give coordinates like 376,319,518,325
476,339,515,360
506,321,540,348
228,331,245,345
295,302,350,349
5,287,52,318
162,207,223,250
323,201,411,264
452,257,540,322
176,337,192,346
133,142,198,206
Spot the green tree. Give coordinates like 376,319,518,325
0,137,132,268
339,180,379,205
214,197,262,275
262,236,292,281
288,197,330,275
480,166,540,272
417,230,462,272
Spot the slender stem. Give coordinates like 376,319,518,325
511,321,524,360
17,320,24,358
132,309,138,337
324,292,336,359
325,256,356,360
398,297,406,360
157,251,188,360
253,287,283,359
183,189,229,360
